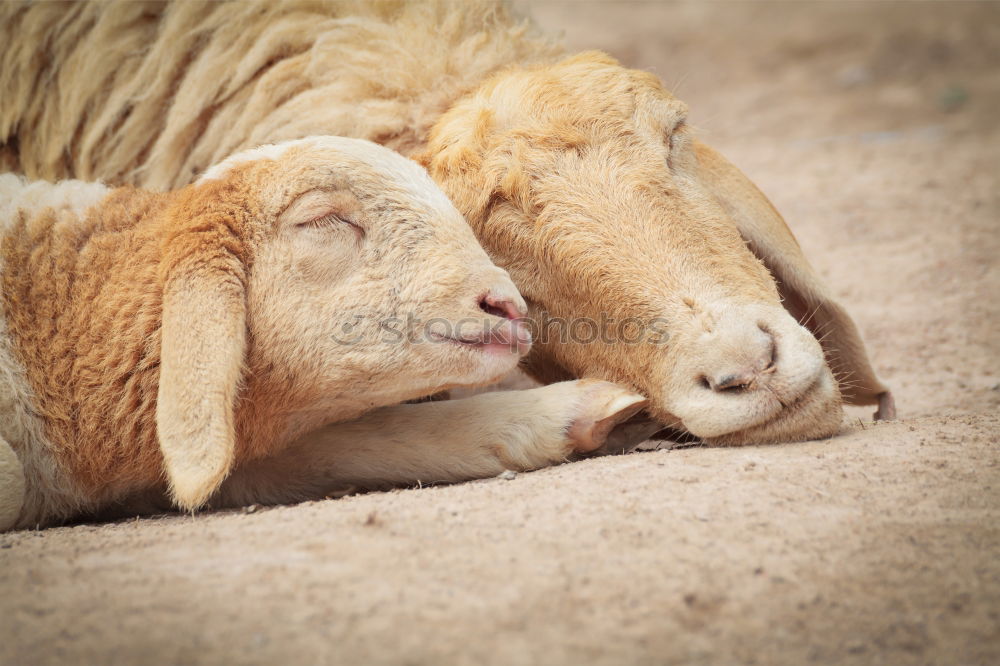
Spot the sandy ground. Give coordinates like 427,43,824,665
2,2,998,664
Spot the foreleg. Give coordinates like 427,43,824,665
212,380,646,509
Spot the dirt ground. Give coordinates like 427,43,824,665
2,2,998,664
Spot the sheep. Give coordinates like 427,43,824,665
0,0,894,447
0,135,648,530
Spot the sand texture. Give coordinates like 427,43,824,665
2,2,998,664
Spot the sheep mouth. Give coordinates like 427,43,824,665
430,323,532,356
755,373,823,422
702,371,841,445
665,356,836,444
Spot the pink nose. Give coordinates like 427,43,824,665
479,292,527,320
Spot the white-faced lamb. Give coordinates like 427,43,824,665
0,136,646,530
0,0,894,448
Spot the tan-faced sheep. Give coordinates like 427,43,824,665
0,0,894,446
0,136,647,530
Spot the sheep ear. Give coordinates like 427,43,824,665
157,234,247,511
415,107,498,224
692,140,894,419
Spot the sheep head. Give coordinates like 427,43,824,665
158,136,528,508
420,52,892,445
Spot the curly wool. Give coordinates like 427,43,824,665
0,0,561,189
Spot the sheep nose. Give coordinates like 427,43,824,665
701,327,775,393
479,291,527,320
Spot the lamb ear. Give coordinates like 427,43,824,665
157,228,247,511
691,140,895,419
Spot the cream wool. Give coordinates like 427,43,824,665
0,137,646,530
0,0,893,447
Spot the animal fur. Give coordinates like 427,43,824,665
0,0,894,446
0,137,649,529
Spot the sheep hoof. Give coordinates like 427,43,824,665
566,381,649,454
595,415,670,455
874,390,896,421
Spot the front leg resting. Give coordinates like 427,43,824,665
212,380,646,509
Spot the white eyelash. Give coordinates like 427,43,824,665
300,213,354,229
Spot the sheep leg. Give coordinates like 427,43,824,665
211,380,647,509
0,436,25,531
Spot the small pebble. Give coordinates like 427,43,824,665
498,470,517,481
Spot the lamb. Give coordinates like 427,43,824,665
0,0,894,446
0,136,647,530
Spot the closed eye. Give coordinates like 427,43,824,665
299,213,359,230
297,213,365,241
